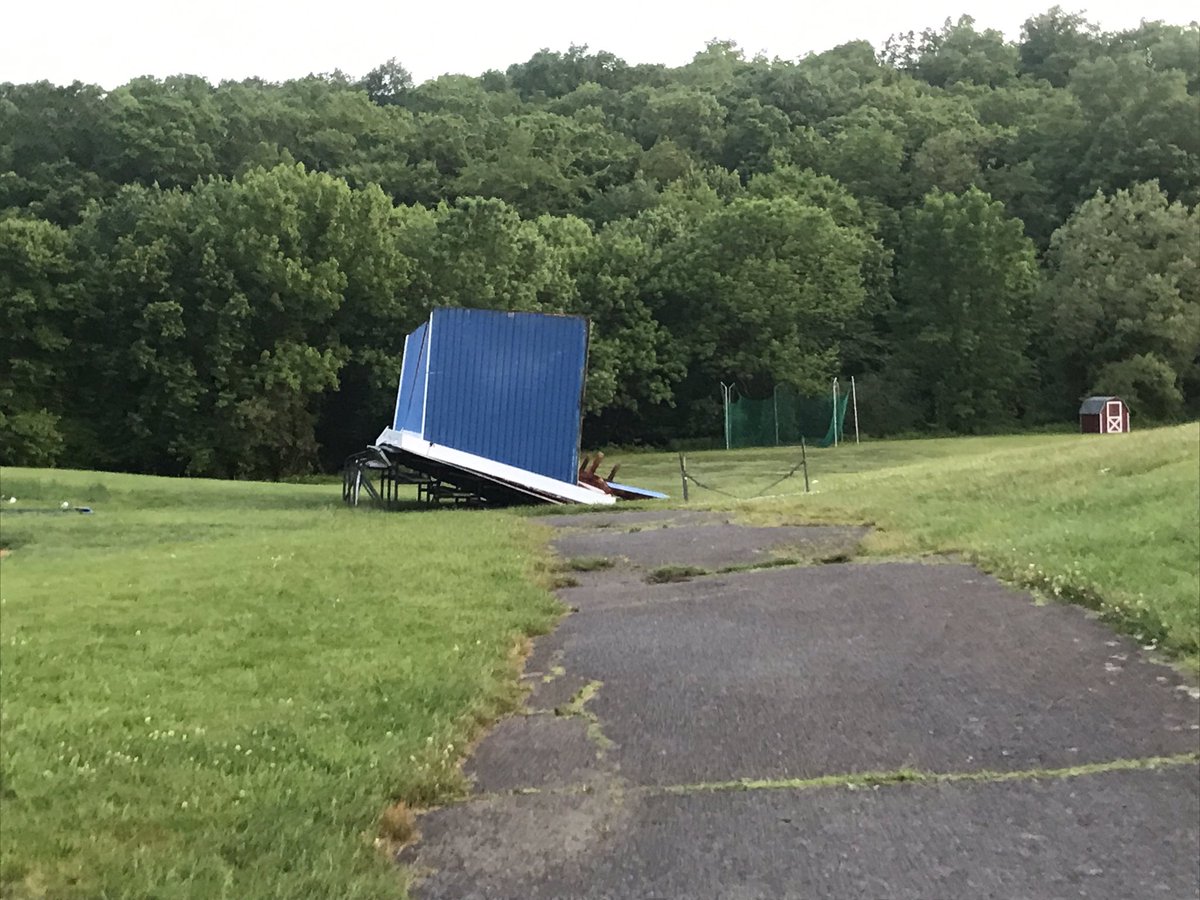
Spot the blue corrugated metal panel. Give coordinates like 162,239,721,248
393,322,429,433
422,308,587,484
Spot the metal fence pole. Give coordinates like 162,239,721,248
678,452,689,502
851,375,860,444
801,437,810,493
773,385,780,446
832,378,839,447
721,382,732,450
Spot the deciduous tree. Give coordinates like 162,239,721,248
1042,182,1199,418
0,218,72,464
894,188,1039,430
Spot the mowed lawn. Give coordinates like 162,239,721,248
2,425,1198,898
603,424,1200,669
0,471,560,899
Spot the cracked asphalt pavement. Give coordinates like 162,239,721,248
399,510,1200,899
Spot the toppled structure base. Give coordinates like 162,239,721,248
347,429,616,507
343,433,667,508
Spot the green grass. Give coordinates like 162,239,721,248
2,425,1197,897
562,556,615,572
645,565,708,584
0,469,561,899
602,425,1200,670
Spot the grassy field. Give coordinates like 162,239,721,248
598,424,1200,669
0,471,560,899
2,425,1197,898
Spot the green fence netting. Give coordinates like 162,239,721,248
725,384,849,449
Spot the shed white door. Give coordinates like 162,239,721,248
1105,400,1124,433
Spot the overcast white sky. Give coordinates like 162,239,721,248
4,0,1197,88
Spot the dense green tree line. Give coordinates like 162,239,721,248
2,9,1197,476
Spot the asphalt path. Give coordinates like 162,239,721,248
400,511,1200,899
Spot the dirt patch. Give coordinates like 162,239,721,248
376,801,418,857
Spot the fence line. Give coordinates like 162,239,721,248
677,441,811,501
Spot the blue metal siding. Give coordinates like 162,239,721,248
422,308,587,484
393,322,429,433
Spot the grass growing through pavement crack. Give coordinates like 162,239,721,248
645,565,708,583
556,680,602,715
554,680,615,755
564,556,614,572
646,553,857,584
658,753,1200,795
715,557,803,575
465,753,1200,803
819,552,852,564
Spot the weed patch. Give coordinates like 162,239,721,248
564,556,615,572
553,680,613,754
715,557,802,575
646,565,708,584
378,801,418,848
819,552,852,564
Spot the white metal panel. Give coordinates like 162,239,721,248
375,427,615,506
421,314,433,437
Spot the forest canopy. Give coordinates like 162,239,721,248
2,10,1198,476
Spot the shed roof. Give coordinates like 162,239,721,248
1079,396,1120,415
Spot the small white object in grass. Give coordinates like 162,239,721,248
7,497,15,504
61,501,70,509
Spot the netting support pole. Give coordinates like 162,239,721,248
851,375,860,445
678,453,689,502
832,378,839,447
773,385,780,446
720,382,733,450
801,437,810,493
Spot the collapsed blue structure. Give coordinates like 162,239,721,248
344,308,658,506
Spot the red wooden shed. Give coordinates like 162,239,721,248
1079,396,1130,434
